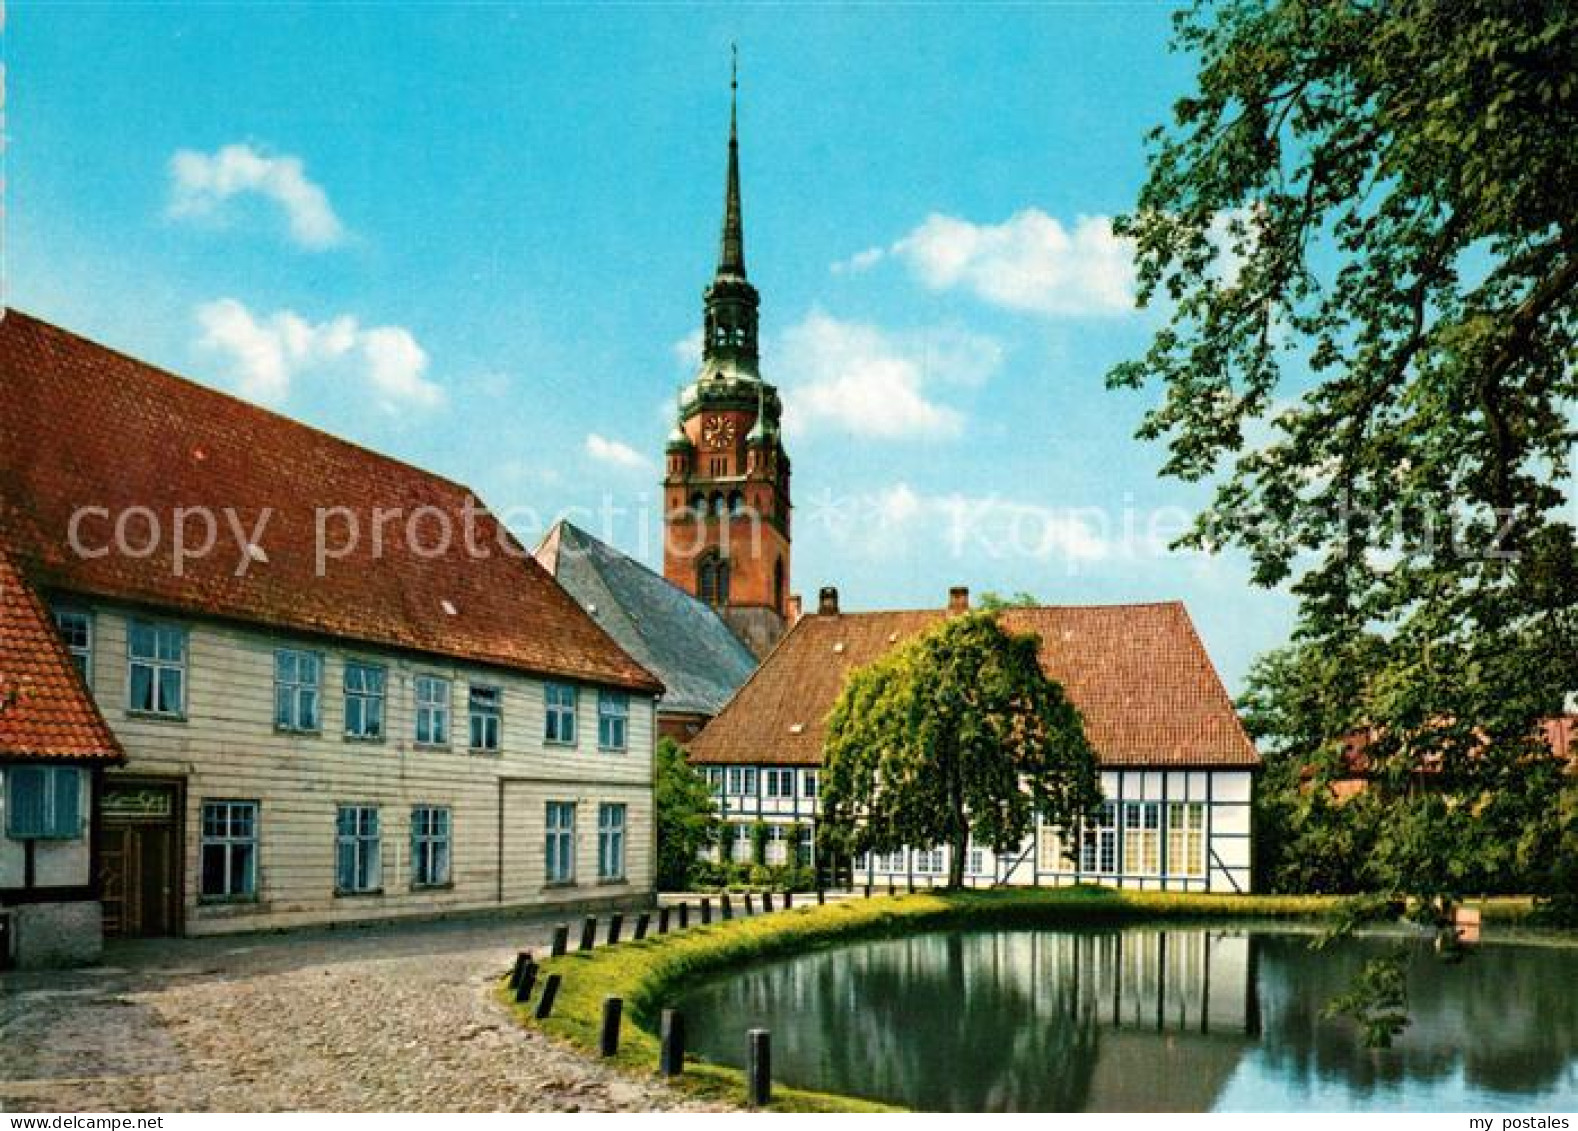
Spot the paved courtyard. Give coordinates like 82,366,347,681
0,913,722,1113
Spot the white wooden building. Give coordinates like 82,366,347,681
0,312,664,937
689,587,1258,893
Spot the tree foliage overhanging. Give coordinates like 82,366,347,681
1115,0,1578,904
654,736,722,891
818,612,1102,889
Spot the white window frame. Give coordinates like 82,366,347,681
335,805,381,895
414,675,451,746
545,683,577,745
765,768,794,798
127,620,186,718
1080,802,1119,874
274,649,322,733
545,801,576,884
727,766,758,797
1125,800,1162,876
411,805,452,888
597,802,626,881
802,770,818,799
52,607,93,683
469,685,502,752
343,661,386,741
1167,801,1206,878
200,800,259,900
914,847,946,875
597,691,629,751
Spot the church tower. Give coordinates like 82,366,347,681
663,58,791,659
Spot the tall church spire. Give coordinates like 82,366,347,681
717,45,746,280
701,45,760,371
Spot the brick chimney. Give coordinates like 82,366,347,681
818,586,840,616
948,586,970,614
787,593,803,624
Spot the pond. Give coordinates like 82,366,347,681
675,924,1578,1111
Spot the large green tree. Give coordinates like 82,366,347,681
818,613,1101,889
1116,0,1578,908
654,737,721,891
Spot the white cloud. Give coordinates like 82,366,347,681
830,246,886,276
887,210,1136,316
194,298,443,413
802,481,1112,567
672,329,703,371
776,311,1002,441
169,143,345,249
585,433,652,472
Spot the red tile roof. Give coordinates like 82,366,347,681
0,540,122,762
688,601,1260,769
0,311,661,694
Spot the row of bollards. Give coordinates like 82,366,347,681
515,891,819,1108
595,998,771,1107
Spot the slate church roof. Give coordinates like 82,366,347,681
534,520,757,719
0,310,661,695
688,591,1259,770
0,536,122,762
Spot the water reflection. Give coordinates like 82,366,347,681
676,926,1578,1112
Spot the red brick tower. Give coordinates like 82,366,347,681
663,60,791,659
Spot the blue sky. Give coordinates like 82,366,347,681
8,2,1295,692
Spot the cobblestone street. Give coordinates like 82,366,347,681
0,914,722,1113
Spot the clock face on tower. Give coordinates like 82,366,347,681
702,414,736,449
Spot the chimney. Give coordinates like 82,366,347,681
817,586,840,616
787,593,803,624
948,586,970,614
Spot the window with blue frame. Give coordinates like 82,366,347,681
4,766,82,840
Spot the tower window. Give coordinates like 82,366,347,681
710,491,727,516
689,492,707,516
699,553,731,606
774,557,785,613
728,491,745,517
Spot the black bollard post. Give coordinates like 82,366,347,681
600,996,624,1057
864,883,872,899
607,913,624,946
534,973,562,1020
514,962,538,1004
888,880,896,897
634,912,650,940
509,951,532,990
552,923,570,957
721,893,734,920
580,916,599,952
744,892,755,915
678,902,689,929
816,887,825,906
658,907,671,934
701,897,712,925
762,890,774,913
747,1029,772,1107
783,891,793,910
907,878,915,894
659,1009,686,1077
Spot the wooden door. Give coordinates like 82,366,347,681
100,782,182,937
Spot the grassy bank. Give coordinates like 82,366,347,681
499,886,1360,1112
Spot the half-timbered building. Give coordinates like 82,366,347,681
688,586,1260,892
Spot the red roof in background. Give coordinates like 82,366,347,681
1333,716,1577,778
688,601,1260,769
0,311,661,694
0,540,122,762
